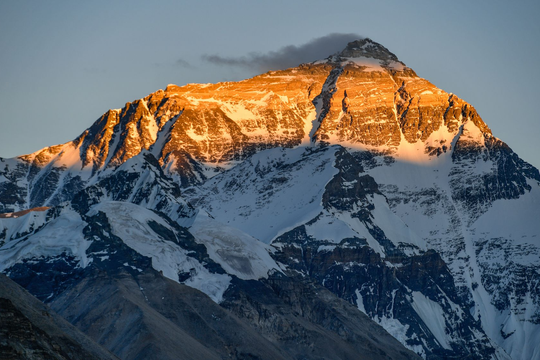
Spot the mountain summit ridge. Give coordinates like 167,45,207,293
337,38,401,62
2,38,493,181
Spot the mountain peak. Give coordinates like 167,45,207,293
338,38,400,63
315,37,406,70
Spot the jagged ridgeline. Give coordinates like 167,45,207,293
1,38,539,360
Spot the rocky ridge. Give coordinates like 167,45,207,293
0,39,492,212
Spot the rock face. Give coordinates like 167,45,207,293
0,274,118,360
0,158,420,360
222,273,420,360
186,145,503,358
2,160,417,359
0,38,539,360
0,40,492,213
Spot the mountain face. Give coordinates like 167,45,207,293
0,273,118,360
0,38,539,360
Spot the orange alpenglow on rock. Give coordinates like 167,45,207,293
68,38,490,172
1,38,496,210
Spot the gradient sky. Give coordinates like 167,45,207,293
1,0,539,169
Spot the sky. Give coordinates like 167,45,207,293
1,0,539,169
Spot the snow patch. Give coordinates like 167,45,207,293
370,194,425,251
0,207,90,271
88,201,231,303
411,291,452,350
189,146,340,244
190,215,280,280
355,289,367,314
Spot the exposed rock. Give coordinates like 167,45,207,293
338,38,401,63
0,273,118,360
222,273,421,360
2,197,419,360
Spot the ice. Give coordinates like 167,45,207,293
190,146,340,244
474,185,540,250
411,291,452,350
88,201,231,303
370,194,425,250
333,211,386,256
375,315,423,357
305,213,359,242
0,207,90,271
190,214,280,280
221,102,258,121
355,289,367,314
341,57,386,72
184,271,231,303
150,113,179,158
186,127,210,142
140,99,159,143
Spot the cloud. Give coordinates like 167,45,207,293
175,58,193,68
201,33,362,72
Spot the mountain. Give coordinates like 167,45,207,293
1,38,539,359
0,273,118,360
0,154,419,360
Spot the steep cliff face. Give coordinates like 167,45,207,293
76,63,331,171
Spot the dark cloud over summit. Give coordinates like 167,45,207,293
202,33,363,72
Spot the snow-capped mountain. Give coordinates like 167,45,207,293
1,38,538,360
0,151,418,360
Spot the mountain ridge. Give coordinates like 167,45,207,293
1,38,539,360
0,39,504,214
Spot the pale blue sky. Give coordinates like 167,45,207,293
1,0,539,168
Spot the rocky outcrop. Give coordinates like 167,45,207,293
271,232,496,359
50,269,289,360
450,122,540,223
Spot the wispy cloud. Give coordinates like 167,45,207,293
201,33,362,72
175,58,193,68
